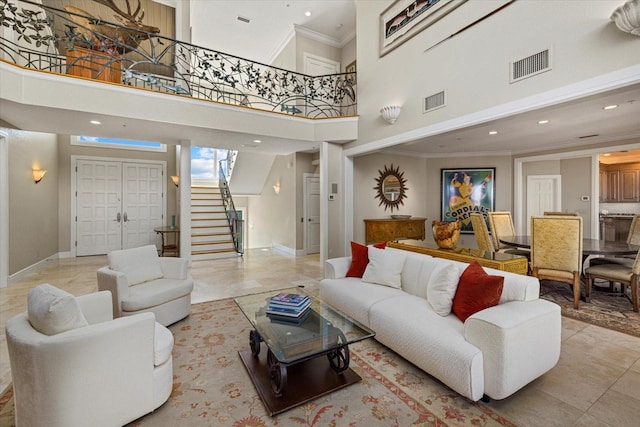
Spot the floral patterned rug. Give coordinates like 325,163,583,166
0,297,516,427
538,279,640,338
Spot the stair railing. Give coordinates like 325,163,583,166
0,0,357,118
218,159,243,255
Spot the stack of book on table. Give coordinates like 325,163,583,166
266,292,311,322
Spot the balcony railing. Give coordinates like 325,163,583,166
0,0,356,118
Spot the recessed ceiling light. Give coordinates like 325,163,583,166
489,131,498,135
90,120,101,125
603,104,618,110
253,139,262,143
538,119,549,124
305,11,311,17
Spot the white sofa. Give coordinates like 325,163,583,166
320,247,561,402
5,286,173,427
97,245,194,326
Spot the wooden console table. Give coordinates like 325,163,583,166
364,218,426,244
388,240,528,275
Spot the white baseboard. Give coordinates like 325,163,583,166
272,244,296,256
8,252,68,284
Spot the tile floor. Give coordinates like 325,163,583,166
1,248,639,426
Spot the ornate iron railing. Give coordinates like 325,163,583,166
218,158,243,255
0,0,357,118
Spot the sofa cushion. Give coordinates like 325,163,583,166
121,278,194,312
27,283,89,336
346,241,387,278
319,278,405,327
362,246,406,289
108,245,163,286
452,262,504,322
154,322,174,366
426,260,460,316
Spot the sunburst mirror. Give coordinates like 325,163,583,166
374,164,408,212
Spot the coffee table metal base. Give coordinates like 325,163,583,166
238,343,361,416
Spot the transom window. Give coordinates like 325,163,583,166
72,136,167,153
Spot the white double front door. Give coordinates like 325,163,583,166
75,158,165,256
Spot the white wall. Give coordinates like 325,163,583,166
351,0,639,150
8,129,58,274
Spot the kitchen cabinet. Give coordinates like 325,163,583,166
602,215,633,242
600,164,640,202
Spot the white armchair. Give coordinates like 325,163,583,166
5,286,173,427
97,245,194,326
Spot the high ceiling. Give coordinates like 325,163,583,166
184,0,640,161
189,0,357,64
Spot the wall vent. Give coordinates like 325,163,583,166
423,91,446,113
510,48,552,83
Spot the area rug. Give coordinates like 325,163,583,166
0,298,516,427
539,279,640,338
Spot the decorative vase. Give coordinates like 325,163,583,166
171,215,176,229
432,220,461,249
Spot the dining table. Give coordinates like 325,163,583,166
499,235,640,257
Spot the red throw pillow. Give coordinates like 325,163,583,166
346,241,387,278
452,261,504,322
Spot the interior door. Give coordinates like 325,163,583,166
526,175,562,233
304,174,320,254
122,163,164,249
76,159,164,255
76,160,123,256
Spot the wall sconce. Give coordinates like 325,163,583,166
171,176,179,187
272,182,281,194
611,0,640,36
380,105,401,124
32,169,47,184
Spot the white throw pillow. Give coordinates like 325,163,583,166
108,245,163,286
361,246,406,289
426,260,460,316
27,283,89,336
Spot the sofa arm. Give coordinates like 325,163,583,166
324,257,352,279
97,267,130,319
76,291,114,324
464,299,561,400
159,257,189,279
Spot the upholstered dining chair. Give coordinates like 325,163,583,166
487,211,531,258
530,215,583,309
544,211,578,216
470,213,494,252
589,214,640,269
584,250,639,312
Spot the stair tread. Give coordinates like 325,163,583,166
192,248,237,255
192,240,234,245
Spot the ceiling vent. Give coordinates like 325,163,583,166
237,16,251,24
423,91,446,113
510,48,552,83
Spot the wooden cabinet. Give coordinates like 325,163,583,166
66,47,122,84
600,164,640,202
364,218,426,244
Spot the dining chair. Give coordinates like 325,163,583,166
589,214,640,269
544,211,578,216
470,213,494,252
530,215,583,309
584,250,639,312
487,211,531,258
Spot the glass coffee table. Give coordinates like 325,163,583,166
235,287,375,415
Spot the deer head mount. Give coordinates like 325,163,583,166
65,0,160,53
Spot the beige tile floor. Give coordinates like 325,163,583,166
1,248,639,426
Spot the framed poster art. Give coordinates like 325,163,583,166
441,168,495,233
380,0,468,57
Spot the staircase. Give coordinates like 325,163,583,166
191,186,238,261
